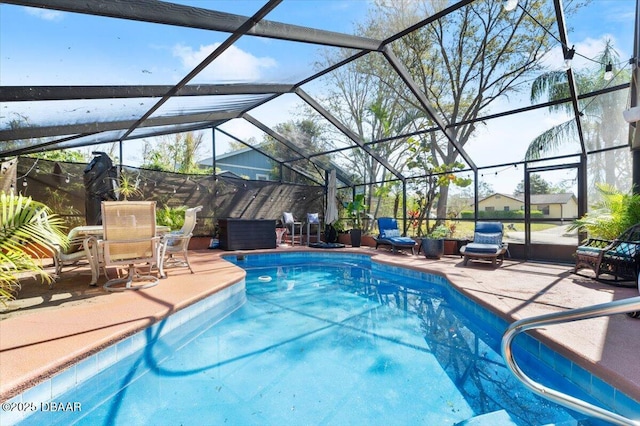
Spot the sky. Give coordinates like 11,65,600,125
0,0,636,194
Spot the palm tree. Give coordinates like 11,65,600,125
525,40,630,191
0,192,67,303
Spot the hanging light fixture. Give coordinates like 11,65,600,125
563,46,575,70
503,0,518,11
604,63,613,81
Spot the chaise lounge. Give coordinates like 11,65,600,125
375,217,417,255
460,221,508,266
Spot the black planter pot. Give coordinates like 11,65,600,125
350,228,362,247
422,238,444,259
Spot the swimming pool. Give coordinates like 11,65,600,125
12,252,636,425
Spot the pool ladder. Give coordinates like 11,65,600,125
501,295,640,426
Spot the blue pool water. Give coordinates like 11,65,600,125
17,253,626,425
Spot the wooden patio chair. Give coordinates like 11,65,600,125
459,222,509,267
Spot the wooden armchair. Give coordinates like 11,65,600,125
459,222,508,266
574,224,640,284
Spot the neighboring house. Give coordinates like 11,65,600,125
200,147,274,181
478,193,523,213
475,192,578,220
200,146,353,185
530,193,578,219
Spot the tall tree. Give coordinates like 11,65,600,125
514,173,552,195
355,0,578,220
141,131,208,174
262,119,330,184
314,49,420,226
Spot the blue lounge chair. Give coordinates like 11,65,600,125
375,217,417,255
460,222,508,266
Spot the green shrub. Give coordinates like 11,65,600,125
157,205,187,231
459,210,543,219
569,183,640,240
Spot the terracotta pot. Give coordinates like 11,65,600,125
361,235,376,247
188,236,213,250
338,233,351,245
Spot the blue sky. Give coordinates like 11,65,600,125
1,1,367,86
0,1,636,192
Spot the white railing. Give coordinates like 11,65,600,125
501,296,640,426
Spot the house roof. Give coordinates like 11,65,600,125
530,193,576,204
200,148,353,187
478,193,522,204
478,192,576,205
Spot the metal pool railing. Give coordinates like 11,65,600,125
501,296,640,426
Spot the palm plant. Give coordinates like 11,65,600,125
0,192,67,303
568,183,640,240
115,171,143,201
525,41,630,188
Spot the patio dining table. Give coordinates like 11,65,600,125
71,225,171,286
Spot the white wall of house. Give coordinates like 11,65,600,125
476,193,578,220
534,198,578,219
478,194,523,212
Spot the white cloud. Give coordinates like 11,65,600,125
172,43,277,82
24,6,63,21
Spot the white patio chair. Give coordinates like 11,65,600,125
158,205,203,278
101,201,161,291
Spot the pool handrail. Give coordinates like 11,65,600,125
501,296,640,426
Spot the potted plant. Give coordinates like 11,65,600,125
115,171,143,201
422,224,450,259
345,194,367,247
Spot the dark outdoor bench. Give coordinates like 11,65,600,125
574,224,640,285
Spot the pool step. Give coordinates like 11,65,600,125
456,409,581,426
455,410,519,426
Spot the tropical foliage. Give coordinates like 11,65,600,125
0,192,67,303
568,183,640,240
156,205,188,231
345,194,367,229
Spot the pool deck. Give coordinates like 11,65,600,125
1,246,639,408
